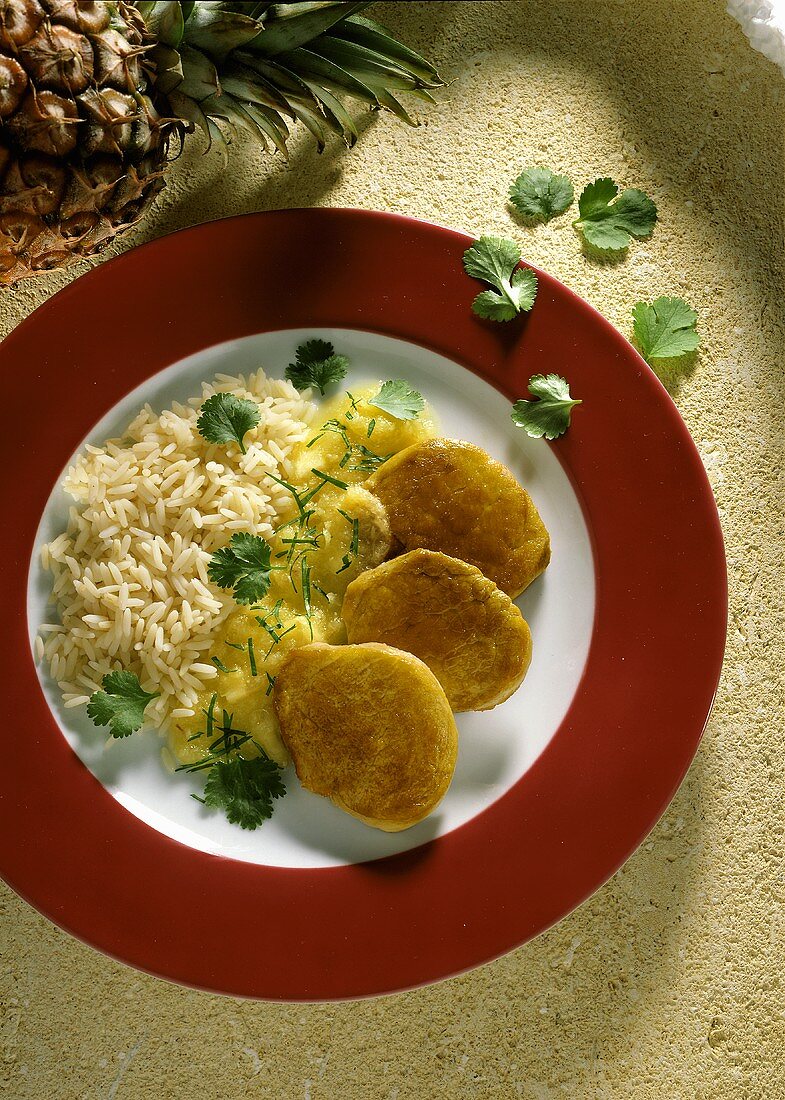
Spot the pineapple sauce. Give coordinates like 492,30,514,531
170,385,437,767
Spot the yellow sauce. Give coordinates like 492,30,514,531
170,384,437,767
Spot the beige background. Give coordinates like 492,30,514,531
2,2,784,1096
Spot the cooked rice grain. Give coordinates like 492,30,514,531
39,370,315,727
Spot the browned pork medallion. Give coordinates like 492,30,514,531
343,548,533,711
273,641,459,832
364,438,551,597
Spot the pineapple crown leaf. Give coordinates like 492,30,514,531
248,2,372,57
176,44,221,101
220,66,292,116
276,46,380,108
182,4,267,62
140,1,185,48
341,15,442,85
137,0,444,156
150,44,185,96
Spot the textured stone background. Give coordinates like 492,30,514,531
2,2,784,1097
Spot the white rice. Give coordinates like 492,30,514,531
38,369,315,726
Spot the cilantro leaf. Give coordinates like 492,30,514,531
573,178,657,251
202,753,286,829
87,670,159,738
197,393,260,455
286,339,349,396
463,236,538,321
509,167,574,221
511,374,581,440
208,532,273,604
369,380,424,421
632,297,700,363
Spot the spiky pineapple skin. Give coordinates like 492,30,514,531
0,2,444,286
0,0,174,285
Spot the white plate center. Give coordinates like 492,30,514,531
28,329,595,869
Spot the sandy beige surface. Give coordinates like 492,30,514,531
2,2,784,1097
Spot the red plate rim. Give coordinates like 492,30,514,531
0,208,726,1000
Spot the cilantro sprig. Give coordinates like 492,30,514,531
306,400,391,471
87,671,159,738
632,297,700,363
286,339,349,395
573,178,657,252
208,532,275,605
197,393,260,455
369,380,424,421
463,236,538,321
511,375,581,440
510,167,574,222
202,753,286,830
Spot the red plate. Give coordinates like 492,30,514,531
0,209,726,1000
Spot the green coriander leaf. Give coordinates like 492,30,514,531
369,380,425,421
511,374,581,440
632,297,700,362
509,167,574,221
463,236,538,321
197,393,260,455
296,337,333,363
471,268,538,321
463,235,520,284
574,178,657,251
202,753,286,829
286,338,349,395
208,532,273,604
87,670,159,738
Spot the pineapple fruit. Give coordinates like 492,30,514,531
0,1,442,285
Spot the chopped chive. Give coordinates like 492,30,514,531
265,672,276,696
191,793,206,804
175,758,215,774
274,514,304,535
175,730,253,773
313,581,330,601
255,600,285,639
176,720,253,773
187,730,204,741
208,730,251,754
299,479,330,507
337,507,354,526
301,557,313,640
280,535,320,549
349,444,391,473
367,418,376,437
248,637,257,677
256,616,280,644
225,640,246,652
268,471,306,518
310,467,348,490
267,471,301,498
265,623,295,658
211,655,235,674
221,710,232,754
205,693,217,738
336,517,360,574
